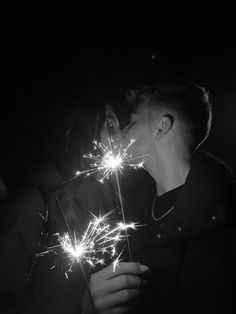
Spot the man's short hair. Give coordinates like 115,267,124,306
127,80,212,151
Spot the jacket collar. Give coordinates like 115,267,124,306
158,150,232,241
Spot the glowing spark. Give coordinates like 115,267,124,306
38,211,139,273
117,222,137,230
113,250,124,272
70,138,148,184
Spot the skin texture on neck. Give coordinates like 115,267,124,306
145,111,192,196
145,150,191,196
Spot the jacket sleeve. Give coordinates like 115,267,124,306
0,188,47,313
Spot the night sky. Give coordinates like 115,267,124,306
1,15,236,191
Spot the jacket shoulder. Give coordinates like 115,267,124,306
0,188,46,250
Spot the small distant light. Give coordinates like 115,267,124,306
151,54,156,60
65,129,70,137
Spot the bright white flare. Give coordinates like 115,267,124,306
73,138,147,183
38,211,139,272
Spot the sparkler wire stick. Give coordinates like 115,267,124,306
55,196,96,311
105,119,133,261
55,196,74,244
114,171,132,261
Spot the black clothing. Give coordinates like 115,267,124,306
0,151,235,314
151,184,183,221
125,150,236,313
0,175,116,314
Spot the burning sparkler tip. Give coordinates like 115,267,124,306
48,211,139,273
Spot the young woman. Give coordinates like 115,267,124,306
0,101,147,314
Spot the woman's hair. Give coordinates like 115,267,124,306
62,99,107,178
49,99,117,233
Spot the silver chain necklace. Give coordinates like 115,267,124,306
151,194,174,222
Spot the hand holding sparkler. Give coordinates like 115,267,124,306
40,199,141,312
82,262,149,314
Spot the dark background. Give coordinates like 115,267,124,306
1,14,236,191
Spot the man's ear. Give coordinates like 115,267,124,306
154,114,173,140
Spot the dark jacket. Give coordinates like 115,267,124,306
0,152,235,314
124,150,236,313
0,174,115,314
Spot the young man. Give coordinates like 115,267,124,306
86,81,235,314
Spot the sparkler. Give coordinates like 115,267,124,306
56,215,137,270
37,197,139,308
63,106,148,261
64,137,146,184
104,107,135,262
64,104,147,184
35,107,146,311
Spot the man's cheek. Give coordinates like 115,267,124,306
100,129,108,145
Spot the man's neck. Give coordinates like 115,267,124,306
146,152,192,196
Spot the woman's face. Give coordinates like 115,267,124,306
100,106,122,149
